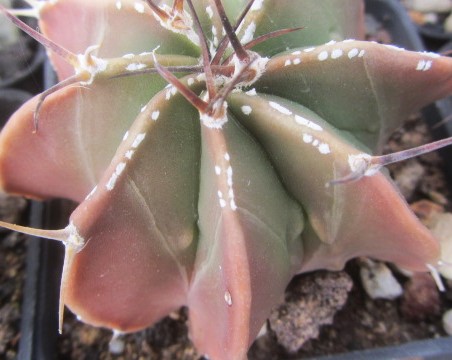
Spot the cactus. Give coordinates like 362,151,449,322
1,0,452,358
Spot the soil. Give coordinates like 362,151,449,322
0,195,27,360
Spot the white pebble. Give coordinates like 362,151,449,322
443,309,452,335
360,259,403,300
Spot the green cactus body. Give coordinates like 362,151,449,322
0,0,451,358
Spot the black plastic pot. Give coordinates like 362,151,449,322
0,88,32,124
15,62,66,360
419,23,452,50
14,0,452,359
0,1,46,91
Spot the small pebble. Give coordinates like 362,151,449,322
269,272,352,352
431,213,452,280
410,200,444,226
406,0,452,13
445,12,452,32
401,273,441,320
393,160,424,200
359,259,403,300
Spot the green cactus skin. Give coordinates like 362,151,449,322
0,0,452,358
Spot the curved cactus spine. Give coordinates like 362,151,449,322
1,0,452,358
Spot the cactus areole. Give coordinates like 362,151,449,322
1,0,452,358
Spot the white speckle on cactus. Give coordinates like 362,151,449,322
302,133,313,144
151,4,200,46
151,111,160,121
293,58,301,65
343,39,355,43
231,53,269,87
165,89,171,101
140,105,147,113
126,63,146,71
294,115,323,131
317,51,328,61
304,47,315,53
246,88,257,96
250,0,264,11
347,153,380,176
416,60,424,71
187,77,195,86
241,105,252,115
416,59,433,71
212,26,219,46
115,1,122,10
170,86,177,96
106,174,118,191
269,101,292,115
125,150,134,160
419,51,441,58
284,59,292,66
227,166,233,186
302,131,331,154
85,186,97,201
348,48,359,59
122,131,129,141
325,40,337,46
115,162,126,176
122,53,134,59
292,50,302,55
132,133,146,149
331,49,343,59
65,222,85,250
358,49,366,57
224,291,233,306
106,162,127,191
216,156,236,210
241,22,256,44
206,5,213,19
217,190,223,199
196,73,206,83
200,101,228,129
133,2,145,14
348,153,370,172
318,143,331,154
219,198,227,208
200,113,228,128
76,46,108,85
383,44,405,51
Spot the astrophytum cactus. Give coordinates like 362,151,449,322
1,0,452,358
